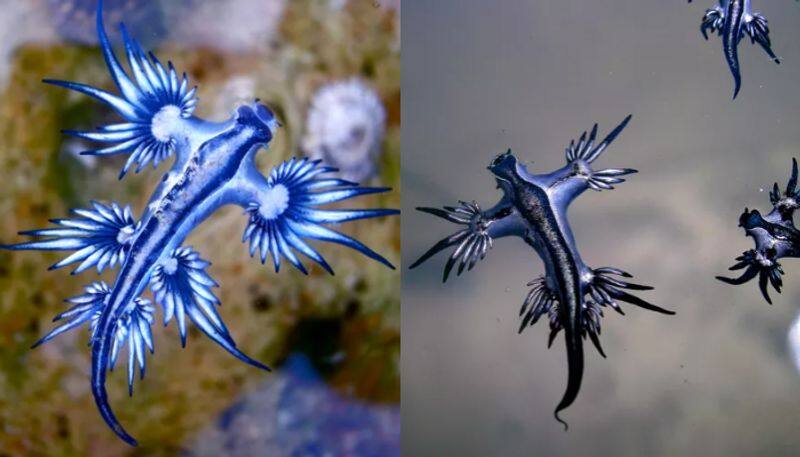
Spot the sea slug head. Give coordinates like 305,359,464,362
738,208,796,260
488,148,521,183
738,208,763,230
234,100,281,145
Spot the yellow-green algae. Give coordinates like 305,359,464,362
0,1,398,455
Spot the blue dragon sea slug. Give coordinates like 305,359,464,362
410,116,675,428
717,158,800,304
689,0,780,99
0,1,398,446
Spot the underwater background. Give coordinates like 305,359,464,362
0,0,399,455
403,1,800,456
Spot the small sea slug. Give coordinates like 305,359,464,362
410,115,674,428
689,0,780,98
717,158,800,304
0,1,397,446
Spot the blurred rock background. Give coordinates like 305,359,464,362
0,0,399,456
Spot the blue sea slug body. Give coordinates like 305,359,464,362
717,158,800,304
1,1,398,446
690,0,780,98
410,116,674,428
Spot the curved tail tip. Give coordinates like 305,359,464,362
94,378,139,445
255,360,273,372
102,410,138,446
100,411,138,446
554,409,569,431
100,406,139,446
117,430,138,447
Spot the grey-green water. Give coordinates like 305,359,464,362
402,1,800,456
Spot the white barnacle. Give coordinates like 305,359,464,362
303,79,386,183
258,184,290,220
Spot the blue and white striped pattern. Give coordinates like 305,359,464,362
2,201,137,274
150,246,268,370
243,158,399,274
48,1,197,177
32,282,155,396
151,247,222,344
97,297,155,396
31,281,112,349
